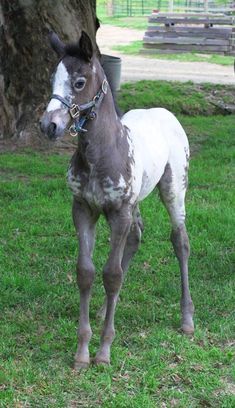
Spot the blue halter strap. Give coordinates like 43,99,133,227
50,79,108,137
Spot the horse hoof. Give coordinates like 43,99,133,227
74,360,90,370
181,323,194,335
93,357,110,366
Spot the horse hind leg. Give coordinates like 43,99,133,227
122,205,143,273
97,205,143,320
158,162,194,335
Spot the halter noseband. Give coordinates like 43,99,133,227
50,78,108,137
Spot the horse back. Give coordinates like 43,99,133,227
122,108,189,202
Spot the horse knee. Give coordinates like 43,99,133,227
77,258,95,292
103,263,123,295
171,225,190,260
78,326,92,343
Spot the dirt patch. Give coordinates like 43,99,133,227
191,84,235,115
0,135,76,155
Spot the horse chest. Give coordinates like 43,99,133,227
67,166,131,209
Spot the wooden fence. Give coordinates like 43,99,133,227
142,12,235,55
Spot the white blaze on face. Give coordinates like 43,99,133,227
47,62,71,112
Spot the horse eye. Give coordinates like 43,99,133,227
74,79,86,90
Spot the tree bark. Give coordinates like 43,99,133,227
0,0,97,144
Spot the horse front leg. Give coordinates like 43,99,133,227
97,205,143,320
72,199,98,369
94,206,132,365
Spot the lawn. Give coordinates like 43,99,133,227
113,41,235,67
118,80,235,116
0,82,234,407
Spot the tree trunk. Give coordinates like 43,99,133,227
0,0,97,145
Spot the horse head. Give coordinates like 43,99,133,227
40,31,106,140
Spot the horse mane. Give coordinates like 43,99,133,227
64,44,84,59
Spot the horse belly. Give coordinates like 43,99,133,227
135,141,168,201
123,112,169,202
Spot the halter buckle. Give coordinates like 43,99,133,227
89,111,97,120
93,94,99,104
70,104,80,119
102,79,108,94
69,125,78,137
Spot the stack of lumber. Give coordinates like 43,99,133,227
142,12,235,55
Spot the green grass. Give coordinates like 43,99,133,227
113,41,235,66
0,83,235,406
118,80,235,116
98,14,148,30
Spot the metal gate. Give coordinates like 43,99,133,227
111,1,159,16
111,1,234,17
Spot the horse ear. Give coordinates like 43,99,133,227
49,31,65,57
79,31,93,62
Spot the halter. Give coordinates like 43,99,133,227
50,78,108,137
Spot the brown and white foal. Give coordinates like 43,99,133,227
40,31,194,369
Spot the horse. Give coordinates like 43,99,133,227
40,31,194,369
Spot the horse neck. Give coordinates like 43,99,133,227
95,85,122,138
77,83,123,161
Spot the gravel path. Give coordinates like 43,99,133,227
97,25,235,85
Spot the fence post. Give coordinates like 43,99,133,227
169,0,174,12
107,0,114,16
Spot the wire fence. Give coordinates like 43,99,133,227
110,1,235,17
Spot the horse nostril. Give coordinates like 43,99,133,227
48,122,57,139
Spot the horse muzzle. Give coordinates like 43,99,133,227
40,111,69,140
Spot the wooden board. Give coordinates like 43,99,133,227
147,25,235,31
146,26,233,38
148,16,235,26
145,31,232,40
144,37,231,46
143,43,230,52
152,12,231,18
140,48,228,55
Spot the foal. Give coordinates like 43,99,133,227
40,31,194,369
